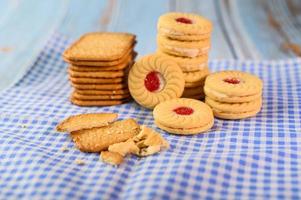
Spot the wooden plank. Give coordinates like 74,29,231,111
108,0,169,56
174,0,234,59
0,0,69,90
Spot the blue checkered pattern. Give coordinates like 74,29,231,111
0,32,301,200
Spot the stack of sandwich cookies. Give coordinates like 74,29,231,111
204,71,263,119
156,12,212,100
63,32,136,106
153,98,214,135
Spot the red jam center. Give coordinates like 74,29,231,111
173,107,194,115
144,71,161,92
223,78,240,84
175,17,193,24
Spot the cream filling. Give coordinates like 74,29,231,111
205,86,261,99
165,45,209,57
159,28,185,36
205,87,230,98
156,73,166,92
159,28,209,37
181,63,207,70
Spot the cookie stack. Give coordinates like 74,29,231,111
156,12,212,100
204,71,263,119
63,32,136,106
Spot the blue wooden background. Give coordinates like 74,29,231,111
0,0,300,91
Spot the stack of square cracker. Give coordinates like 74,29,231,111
63,32,136,106
156,12,212,100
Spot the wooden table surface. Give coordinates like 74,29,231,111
0,0,300,91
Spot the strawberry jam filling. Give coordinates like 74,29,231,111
144,71,161,92
223,78,240,84
173,107,194,115
175,17,193,24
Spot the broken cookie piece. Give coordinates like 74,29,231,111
71,119,140,152
56,113,118,132
133,125,169,156
101,151,124,165
108,139,139,156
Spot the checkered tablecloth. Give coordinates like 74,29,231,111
0,33,300,200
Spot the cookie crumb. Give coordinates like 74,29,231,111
60,146,69,152
75,159,85,165
20,124,27,128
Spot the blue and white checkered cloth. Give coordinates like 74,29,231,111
0,32,301,200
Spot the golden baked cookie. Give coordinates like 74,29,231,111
108,139,139,156
212,106,262,120
184,68,210,83
69,63,130,72
100,151,124,165
71,119,140,152
204,71,263,102
132,125,169,156
158,30,211,41
157,35,210,58
68,67,128,78
153,98,214,135
155,119,213,135
128,54,184,109
71,82,127,90
64,50,135,67
205,96,262,113
63,32,136,61
205,70,263,97
72,91,130,100
70,97,129,107
75,89,129,95
204,87,262,103
156,50,208,72
56,113,118,132
69,76,124,84
157,12,212,40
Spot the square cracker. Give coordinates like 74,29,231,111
63,32,136,61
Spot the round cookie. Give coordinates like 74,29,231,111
204,87,262,103
157,35,210,58
212,106,262,120
156,50,208,72
128,54,185,109
158,29,211,41
205,71,263,96
153,98,214,135
204,71,263,102
184,68,210,83
155,119,213,135
157,12,212,41
205,96,262,113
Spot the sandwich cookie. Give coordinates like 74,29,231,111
153,98,214,135
128,54,185,109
